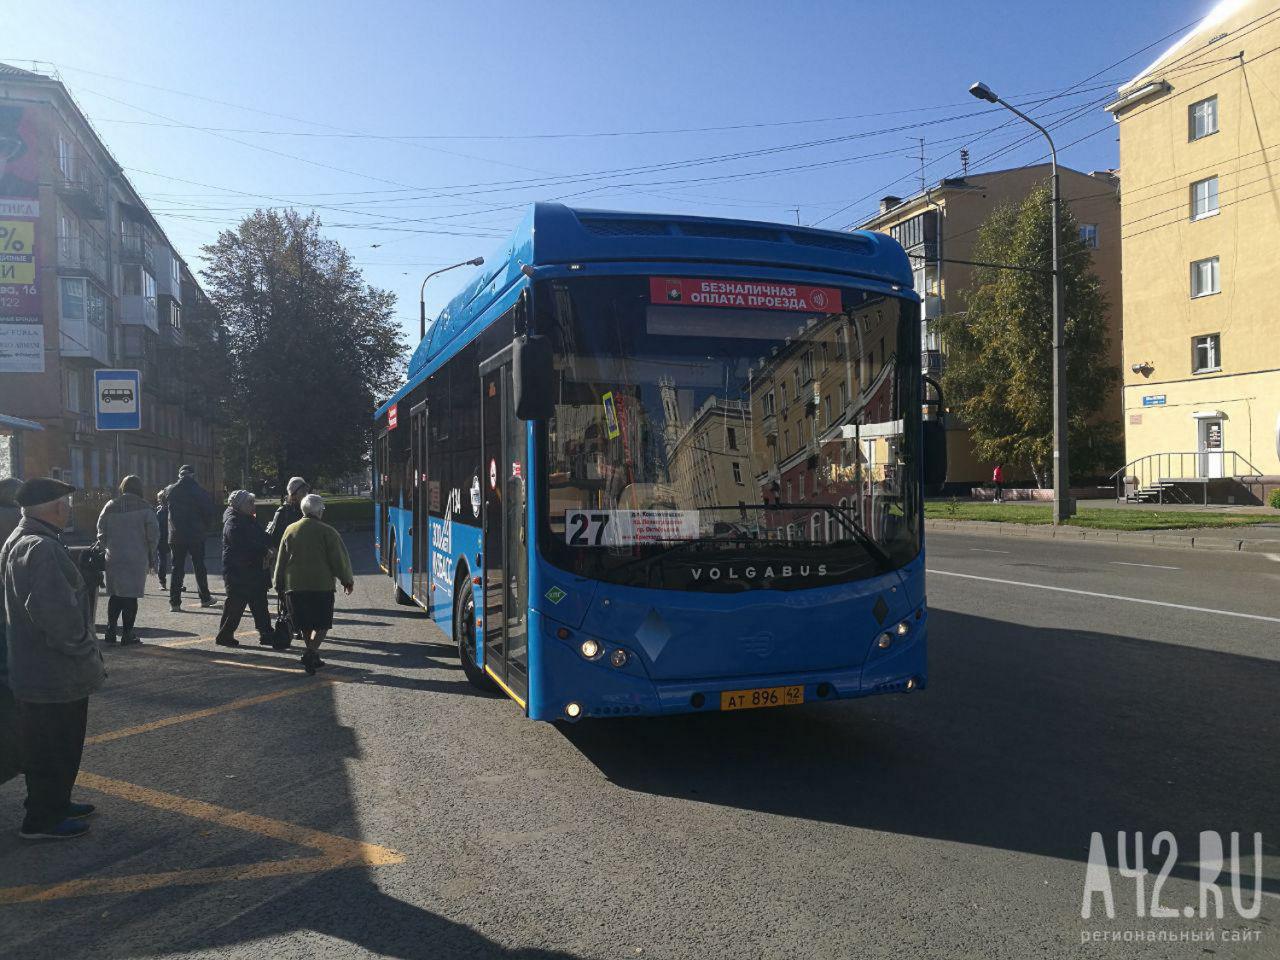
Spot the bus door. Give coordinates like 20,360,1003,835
410,401,430,607
479,350,529,703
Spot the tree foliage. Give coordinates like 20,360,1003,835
201,210,405,487
937,185,1120,485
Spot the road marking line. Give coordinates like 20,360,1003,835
84,685,326,746
152,630,254,649
968,548,1011,554
928,569,1280,624
1108,561,1180,570
0,773,404,905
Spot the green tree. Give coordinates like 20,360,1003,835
937,185,1120,486
201,210,405,489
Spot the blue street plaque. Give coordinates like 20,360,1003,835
94,369,142,431
1141,394,1166,407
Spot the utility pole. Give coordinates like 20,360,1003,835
915,138,926,192
969,81,1073,523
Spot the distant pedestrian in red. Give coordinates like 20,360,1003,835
992,464,1005,503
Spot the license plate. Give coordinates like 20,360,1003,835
720,685,804,712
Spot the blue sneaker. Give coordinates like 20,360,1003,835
66,802,96,819
19,818,90,840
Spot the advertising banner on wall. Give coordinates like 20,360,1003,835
0,104,41,358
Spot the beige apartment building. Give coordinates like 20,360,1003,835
1106,0,1279,503
857,165,1122,486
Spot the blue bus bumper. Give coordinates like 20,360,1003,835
529,606,927,722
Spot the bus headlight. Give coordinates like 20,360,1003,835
610,648,629,668
895,620,910,636
877,632,893,649
565,702,582,719
580,639,602,659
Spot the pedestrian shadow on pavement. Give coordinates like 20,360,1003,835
0,649,576,960
561,608,1280,896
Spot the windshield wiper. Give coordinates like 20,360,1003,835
765,502,894,571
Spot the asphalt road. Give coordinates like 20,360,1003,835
1,530,1275,959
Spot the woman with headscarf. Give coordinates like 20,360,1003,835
266,477,308,552
273,494,354,674
214,490,274,649
96,475,159,645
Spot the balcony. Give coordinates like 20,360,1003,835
55,160,107,219
119,229,156,271
158,295,183,346
922,294,944,320
923,349,945,374
56,225,108,285
120,294,159,333
60,317,111,365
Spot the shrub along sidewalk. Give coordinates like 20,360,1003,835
924,501,1275,531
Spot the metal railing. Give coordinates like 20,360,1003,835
1108,451,1264,502
119,230,155,270
55,161,108,215
55,226,107,282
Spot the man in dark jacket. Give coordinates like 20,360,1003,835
163,465,216,611
214,490,274,648
0,478,105,840
155,488,170,591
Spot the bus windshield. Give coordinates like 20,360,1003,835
536,275,921,592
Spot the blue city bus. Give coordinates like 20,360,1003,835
373,203,944,722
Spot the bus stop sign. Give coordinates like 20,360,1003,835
94,369,142,431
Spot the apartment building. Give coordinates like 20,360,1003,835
0,63,224,504
856,164,1122,486
1106,0,1279,502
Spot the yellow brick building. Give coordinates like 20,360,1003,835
1107,0,1280,502
857,165,1122,486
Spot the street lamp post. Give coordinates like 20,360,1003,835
968,81,1073,523
419,257,486,342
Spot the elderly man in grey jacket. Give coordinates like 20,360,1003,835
0,477,105,840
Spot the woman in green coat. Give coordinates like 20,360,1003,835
272,494,354,674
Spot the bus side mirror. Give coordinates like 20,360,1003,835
922,420,947,486
513,334,553,420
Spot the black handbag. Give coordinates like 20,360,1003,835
270,595,292,650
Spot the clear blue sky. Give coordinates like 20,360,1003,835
4,0,1209,344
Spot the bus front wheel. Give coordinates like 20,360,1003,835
453,578,496,692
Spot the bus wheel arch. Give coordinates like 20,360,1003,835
387,533,413,606
452,563,496,692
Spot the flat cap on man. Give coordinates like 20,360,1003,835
14,477,76,507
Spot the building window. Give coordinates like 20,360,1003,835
823,395,832,424
726,426,738,450
58,136,74,179
732,461,743,485
65,369,81,412
1189,96,1218,141
839,380,848,410
1190,176,1219,220
798,474,806,500
1190,256,1220,298
811,513,823,542
1192,333,1220,373
1078,224,1099,248
762,391,775,417
783,429,790,456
